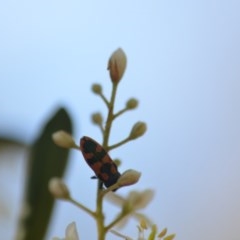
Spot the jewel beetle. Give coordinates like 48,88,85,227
80,136,121,188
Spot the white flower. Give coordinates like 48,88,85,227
107,189,154,211
125,189,154,210
106,189,154,228
48,177,70,199
52,222,79,240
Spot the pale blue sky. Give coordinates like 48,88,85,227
1,1,240,239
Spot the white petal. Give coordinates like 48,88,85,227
65,222,79,240
126,189,154,210
106,189,154,210
106,192,125,206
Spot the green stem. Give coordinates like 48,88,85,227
68,197,96,218
96,84,120,240
113,107,128,119
100,183,119,196
105,211,130,232
95,123,105,136
95,83,119,240
99,124,105,136
107,137,131,151
110,229,133,240
96,190,106,240
99,92,110,108
103,83,118,148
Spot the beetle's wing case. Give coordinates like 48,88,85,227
80,136,121,188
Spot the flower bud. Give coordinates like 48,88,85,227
117,169,141,187
113,158,122,167
158,228,167,238
107,48,127,83
91,83,102,94
65,222,79,240
163,234,176,240
129,122,147,140
91,112,103,125
126,98,138,109
52,130,77,148
123,189,154,212
48,177,70,199
148,224,157,240
140,218,148,230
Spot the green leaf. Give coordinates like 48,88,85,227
18,107,73,240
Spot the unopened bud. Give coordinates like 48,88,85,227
158,228,168,238
148,224,157,240
117,169,141,187
140,218,148,230
107,48,127,83
52,130,77,148
92,83,102,94
126,98,138,109
113,158,122,167
48,178,70,199
129,122,147,140
163,234,176,240
91,112,103,125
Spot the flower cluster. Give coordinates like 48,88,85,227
49,48,175,240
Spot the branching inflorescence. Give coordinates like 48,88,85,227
49,48,175,240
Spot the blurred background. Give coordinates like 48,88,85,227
1,0,240,239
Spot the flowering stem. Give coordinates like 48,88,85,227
96,184,106,240
95,82,119,240
103,83,118,147
68,197,96,218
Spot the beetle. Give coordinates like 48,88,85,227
80,136,121,188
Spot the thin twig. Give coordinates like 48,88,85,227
99,92,110,108
107,137,131,151
68,197,96,218
113,107,128,119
